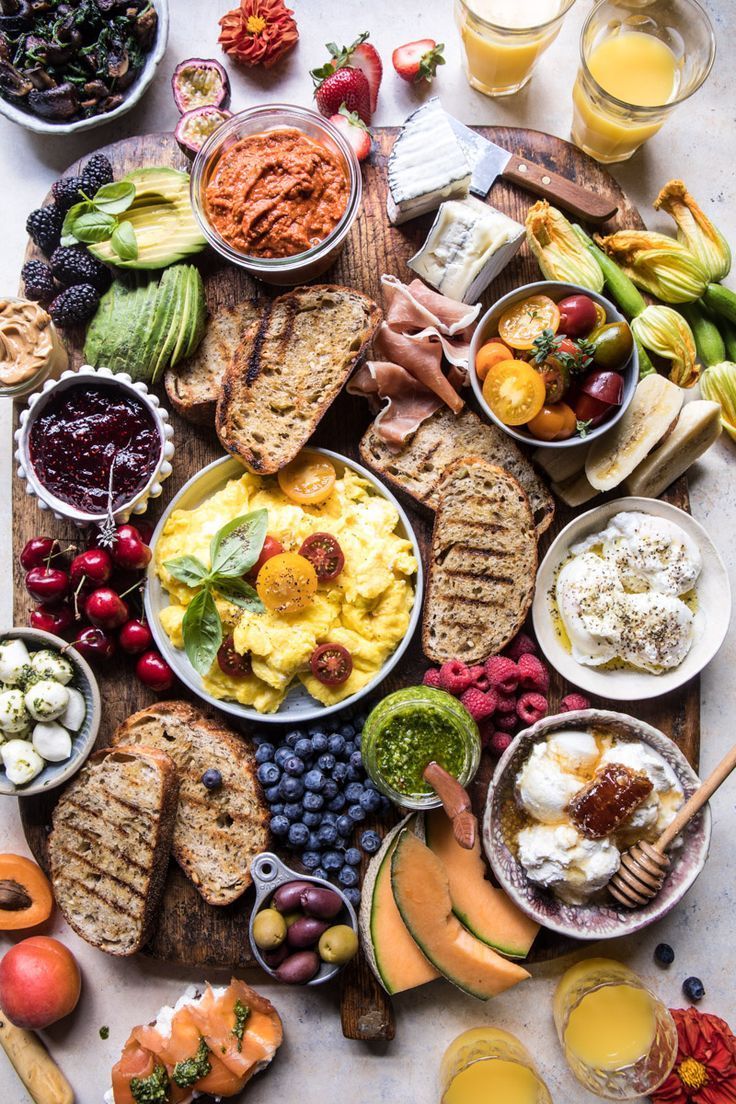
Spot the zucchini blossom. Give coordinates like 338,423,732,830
655,180,731,282
525,201,604,292
700,361,736,441
596,230,709,304
631,305,699,388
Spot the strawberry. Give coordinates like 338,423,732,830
329,105,372,162
311,32,381,123
314,68,371,124
392,38,445,83
347,40,382,115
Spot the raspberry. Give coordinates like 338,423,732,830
478,719,495,747
505,632,538,661
422,668,442,689
490,731,513,756
484,655,520,694
494,712,518,733
495,693,517,715
517,653,550,694
560,693,591,712
439,659,474,695
459,687,497,723
516,692,548,726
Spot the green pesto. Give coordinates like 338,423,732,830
232,999,250,1052
374,708,466,796
130,1062,170,1104
173,1036,212,1088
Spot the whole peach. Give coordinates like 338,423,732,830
0,936,81,1029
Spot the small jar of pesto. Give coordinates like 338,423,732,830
361,687,481,810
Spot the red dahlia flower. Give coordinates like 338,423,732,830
652,1008,736,1104
218,0,298,68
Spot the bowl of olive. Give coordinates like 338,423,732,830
248,852,359,986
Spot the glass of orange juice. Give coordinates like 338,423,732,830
454,0,576,98
440,1027,553,1104
571,0,716,164
554,958,678,1099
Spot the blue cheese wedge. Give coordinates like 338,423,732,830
408,196,525,302
387,98,471,225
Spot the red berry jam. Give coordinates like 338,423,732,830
29,384,161,515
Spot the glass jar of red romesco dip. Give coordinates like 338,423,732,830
190,105,362,286
361,687,481,811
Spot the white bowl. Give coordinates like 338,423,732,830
532,496,731,700
144,451,424,724
0,0,169,136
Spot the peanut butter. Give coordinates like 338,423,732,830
0,298,68,393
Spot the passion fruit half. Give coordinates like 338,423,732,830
171,58,231,114
174,105,232,157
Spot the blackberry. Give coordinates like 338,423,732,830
50,246,111,292
26,205,63,256
51,176,85,212
81,153,114,194
48,284,99,326
20,260,56,303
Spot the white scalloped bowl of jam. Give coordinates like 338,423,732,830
14,365,175,528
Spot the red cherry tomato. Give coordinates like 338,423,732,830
217,634,252,677
310,643,353,686
136,650,175,691
247,536,284,581
298,533,345,581
580,370,624,406
557,295,599,338
574,391,612,426
25,566,69,606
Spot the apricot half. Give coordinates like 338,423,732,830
0,854,53,931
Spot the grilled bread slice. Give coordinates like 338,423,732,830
112,701,269,907
422,458,538,664
360,406,554,536
164,300,261,425
48,745,178,956
216,284,381,473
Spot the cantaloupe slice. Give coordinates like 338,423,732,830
425,808,538,959
391,830,530,1001
359,816,439,995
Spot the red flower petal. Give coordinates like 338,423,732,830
651,1009,736,1104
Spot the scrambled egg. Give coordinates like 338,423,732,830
155,467,417,713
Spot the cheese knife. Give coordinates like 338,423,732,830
447,116,618,224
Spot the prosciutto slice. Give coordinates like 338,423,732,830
350,361,443,449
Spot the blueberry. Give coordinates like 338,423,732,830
683,977,705,1002
354,732,362,749
336,814,353,837
269,802,284,816
283,801,303,821
345,782,364,802
311,732,328,752
332,762,349,784
279,775,304,800
303,790,324,811
312,866,329,881
327,793,346,812
274,746,292,768
338,865,359,887
322,779,338,800
348,803,366,823
344,847,361,866
264,784,281,804
349,751,363,770
285,730,302,748
343,887,361,908
304,769,326,792
364,777,377,790
343,741,355,759
317,753,336,772
288,822,310,848
283,755,305,776
322,850,343,872
307,831,322,851
270,814,289,836
334,834,350,850
321,811,338,825
360,830,382,854
346,765,362,782
254,743,275,764
294,738,313,760
252,732,270,747
379,796,393,816
654,943,675,967
359,789,381,813
257,762,280,786
328,734,346,756
341,723,356,738
303,811,322,828
318,823,338,846
302,851,322,870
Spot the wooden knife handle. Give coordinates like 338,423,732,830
502,158,618,223
0,1017,74,1104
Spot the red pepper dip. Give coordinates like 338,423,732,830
205,127,350,258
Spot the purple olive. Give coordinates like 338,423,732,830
261,943,289,969
272,881,313,913
300,885,344,920
275,951,320,985
287,916,329,949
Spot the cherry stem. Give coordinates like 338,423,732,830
44,542,76,570
119,579,145,601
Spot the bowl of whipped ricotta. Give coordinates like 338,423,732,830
532,497,731,700
484,709,711,940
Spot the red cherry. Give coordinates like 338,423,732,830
119,619,153,655
131,519,154,546
111,525,152,571
70,548,113,587
247,536,284,581
73,626,116,661
30,603,74,635
136,650,174,691
84,587,129,629
20,537,61,571
25,566,69,606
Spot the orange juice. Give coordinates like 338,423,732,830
441,1027,552,1104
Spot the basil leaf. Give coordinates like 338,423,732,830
71,210,117,244
210,509,268,577
111,220,138,261
92,180,136,215
214,576,265,612
163,555,209,588
182,589,222,676
60,200,95,246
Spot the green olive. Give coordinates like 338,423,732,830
589,322,633,371
318,924,359,965
281,910,302,929
253,908,287,950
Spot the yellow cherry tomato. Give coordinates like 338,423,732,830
498,295,561,350
526,402,577,441
592,301,607,331
256,553,318,613
475,340,512,382
482,360,546,426
278,453,336,505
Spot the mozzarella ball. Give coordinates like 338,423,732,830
1,739,44,785
30,649,74,686
32,722,73,763
59,687,86,732
0,639,31,685
0,689,31,733
25,680,69,722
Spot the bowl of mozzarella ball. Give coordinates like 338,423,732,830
0,629,101,796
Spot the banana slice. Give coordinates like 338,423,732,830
552,470,599,507
626,400,722,498
533,442,591,483
585,375,684,492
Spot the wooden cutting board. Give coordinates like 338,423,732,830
14,127,699,1043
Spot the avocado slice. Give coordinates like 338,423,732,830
183,266,207,361
125,278,162,382
169,265,195,368
88,168,206,271
84,277,143,371
148,267,182,384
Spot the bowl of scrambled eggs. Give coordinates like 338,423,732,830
145,450,422,722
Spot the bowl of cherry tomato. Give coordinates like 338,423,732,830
469,281,638,448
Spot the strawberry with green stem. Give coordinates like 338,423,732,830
329,105,372,162
392,39,445,83
311,32,382,123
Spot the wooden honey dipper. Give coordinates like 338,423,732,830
609,743,736,908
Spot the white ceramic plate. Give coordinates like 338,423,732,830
144,451,423,725
532,496,731,701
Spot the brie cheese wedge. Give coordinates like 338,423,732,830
387,98,471,225
409,196,525,302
